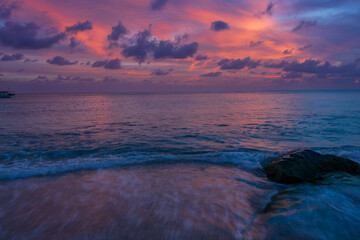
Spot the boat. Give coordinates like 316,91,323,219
0,91,15,98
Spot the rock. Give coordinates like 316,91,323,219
264,149,360,184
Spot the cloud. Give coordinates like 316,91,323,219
24,58,38,63
107,21,128,41
292,20,317,32
250,40,264,47
0,21,66,49
283,49,293,55
69,37,81,49
91,58,121,69
0,0,20,19
1,53,24,61
34,75,49,81
65,20,93,34
47,56,78,65
150,0,169,10
281,72,302,79
258,1,275,16
121,30,156,63
150,68,172,76
298,44,312,51
195,54,208,61
121,30,198,63
53,75,95,83
217,57,261,70
200,71,222,77
153,41,198,59
283,59,360,78
210,21,230,31
264,61,288,68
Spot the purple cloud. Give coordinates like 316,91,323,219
47,56,78,66
210,21,230,31
292,20,317,32
150,0,169,10
150,68,172,76
121,30,198,63
298,44,312,51
69,37,81,49
195,54,208,61
91,58,121,70
0,0,20,19
0,21,66,49
218,57,261,70
283,49,293,55
107,21,128,41
258,1,275,16
65,20,93,34
1,53,24,61
250,41,264,47
200,71,222,77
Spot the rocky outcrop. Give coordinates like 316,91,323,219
264,149,360,184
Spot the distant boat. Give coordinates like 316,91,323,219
0,91,15,98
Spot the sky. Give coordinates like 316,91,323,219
0,0,359,92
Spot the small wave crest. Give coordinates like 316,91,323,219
0,149,274,180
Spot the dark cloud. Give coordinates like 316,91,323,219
121,30,198,63
107,21,128,41
217,57,261,70
283,59,321,73
283,49,293,55
55,75,95,83
34,75,49,81
210,21,230,31
195,54,208,61
150,68,172,76
283,59,360,78
250,40,264,47
65,20,93,34
258,1,275,16
0,21,66,49
264,61,288,68
0,0,20,19
91,58,121,70
153,41,198,59
47,56,78,66
1,53,24,61
121,30,155,63
69,37,81,49
200,71,222,77
281,72,302,79
298,44,312,51
24,58,38,63
150,0,169,10
292,20,317,32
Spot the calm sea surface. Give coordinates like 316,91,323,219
1,91,360,239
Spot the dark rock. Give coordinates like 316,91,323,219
264,149,360,184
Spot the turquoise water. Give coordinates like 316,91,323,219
1,91,360,239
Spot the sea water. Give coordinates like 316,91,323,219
1,91,360,239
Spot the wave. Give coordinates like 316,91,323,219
0,149,274,180
1,146,359,181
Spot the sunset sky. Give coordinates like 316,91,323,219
0,0,359,92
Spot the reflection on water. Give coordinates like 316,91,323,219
1,91,360,239
0,164,275,240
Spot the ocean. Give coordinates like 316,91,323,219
1,91,360,239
